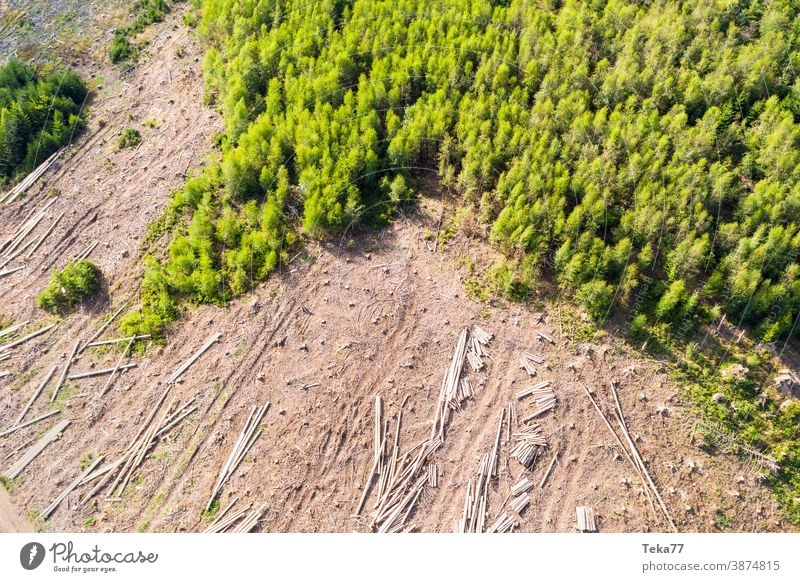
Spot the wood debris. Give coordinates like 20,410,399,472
41,456,105,520
80,388,197,502
519,352,544,376
0,324,55,353
0,321,29,340
486,511,516,533
581,382,676,532
537,332,555,344
1,148,64,204
167,332,222,384
0,410,61,438
576,506,597,532
3,420,70,479
432,325,492,440
68,363,137,381
206,404,270,511
520,382,556,421
0,197,58,257
510,476,534,496
78,303,129,354
50,340,80,403
510,493,531,514
510,424,547,470
539,451,559,488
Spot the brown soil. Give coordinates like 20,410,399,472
0,7,794,534
0,488,33,532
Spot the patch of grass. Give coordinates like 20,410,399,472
233,341,248,359
201,498,220,522
715,509,734,530
37,260,102,315
118,128,142,149
109,0,171,64
0,476,21,492
82,514,97,529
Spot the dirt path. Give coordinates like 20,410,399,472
0,489,33,532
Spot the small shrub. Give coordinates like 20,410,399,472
118,128,142,149
37,260,102,314
109,33,136,63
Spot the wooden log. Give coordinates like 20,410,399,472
16,365,58,425
41,456,104,520
167,332,222,384
85,335,150,348
25,211,64,259
68,363,137,380
610,382,676,532
3,420,70,478
0,266,24,278
78,303,129,354
0,324,55,353
539,451,559,488
0,320,29,340
51,340,80,402
99,336,135,397
0,410,61,438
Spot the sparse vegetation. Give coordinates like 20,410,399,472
109,0,171,64
37,259,102,315
118,128,142,149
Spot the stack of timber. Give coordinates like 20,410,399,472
510,424,547,470
79,388,197,502
2,420,70,479
519,352,544,376
517,381,556,421
510,493,531,514
205,500,268,533
357,396,441,533
432,325,493,440
456,453,492,533
206,404,270,511
510,476,534,496
576,506,597,532
486,511,516,533
1,148,64,204
581,382,677,532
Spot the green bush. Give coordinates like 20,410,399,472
37,260,102,315
109,34,136,64
118,128,142,149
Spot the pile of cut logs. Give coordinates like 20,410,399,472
206,404,270,511
516,380,556,421
510,424,547,469
78,386,197,504
204,498,269,533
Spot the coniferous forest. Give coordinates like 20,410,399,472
0,60,86,183
124,0,800,351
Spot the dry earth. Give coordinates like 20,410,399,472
0,6,795,533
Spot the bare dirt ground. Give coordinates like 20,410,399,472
0,7,795,533
0,488,32,532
